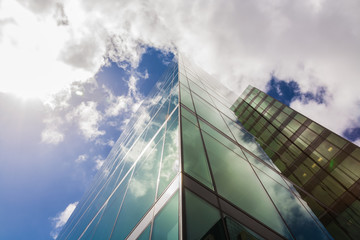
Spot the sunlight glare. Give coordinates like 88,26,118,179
0,1,100,101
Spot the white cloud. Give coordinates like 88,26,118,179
0,1,106,100
75,154,87,163
50,201,78,239
1,0,359,141
94,156,105,170
103,72,144,120
129,178,147,198
94,138,115,147
105,33,146,70
105,94,130,117
66,101,105,140
41,128,64,145
107,139,115,147
41,116,65,144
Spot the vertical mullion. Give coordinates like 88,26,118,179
178,55,185,240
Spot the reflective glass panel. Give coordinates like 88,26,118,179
158,109,180,197
202,131,291,238
180,84,194,111
182,117,213,189
255,168,330,239
91,168,133,239
185,189,225,240
192,93,233,139
110,136,163,239
79,206,106,239
181,107,198,126
224,216,264,240
151,192,179,239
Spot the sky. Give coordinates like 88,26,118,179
0,0,359,239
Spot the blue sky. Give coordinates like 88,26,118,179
265,77,360,142
0,1,359,239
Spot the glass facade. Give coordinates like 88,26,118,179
58,57,333,240
232,85,360,239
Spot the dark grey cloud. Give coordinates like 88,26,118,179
59,37,104,71
54,3,69,26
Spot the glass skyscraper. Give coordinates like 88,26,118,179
232,86,360,239
58,56,334,240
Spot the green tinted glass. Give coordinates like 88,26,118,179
179,73,188,87
294,113,306,123
244,152,289,189
327,133,346,148
110,137,163,239
225,215,264,240
188,80,213,104
192,94,233,138
185,189,225,240
273,101,282,108
200,119,245,159
283,106,293,115
152,192,179,240
158,110,179,198
202,132,290,237
255,169,329,240
309,122,324,134
79,206,105,239
181,107,198,126
182,117,213,189
92,169,132,239
180,84,194,111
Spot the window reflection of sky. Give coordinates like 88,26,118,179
59,63,179,239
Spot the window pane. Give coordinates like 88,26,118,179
188,80,213,104
158,110,180,198
181,107,197,126
224,215,264,240
91,169,132,239
301,128,318,144
214,98,235,119
316,140,338,160
79,206,105,239
283,106,293,115
295,113,306,123
202,132,291,238
199,119,245,159
276,112,288,123
110,136,163,239
152,192,179,239
289,119,301,132
230,125,273,164
255,169,330,239
185,189,225,240
169,83,179,113
180,84,194,111
182,117,213,190
309,122,324,134
179,73,188,87
192,94,233,139
244,152,289,189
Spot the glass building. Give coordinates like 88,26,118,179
232,86,360,239
58,56,334,240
